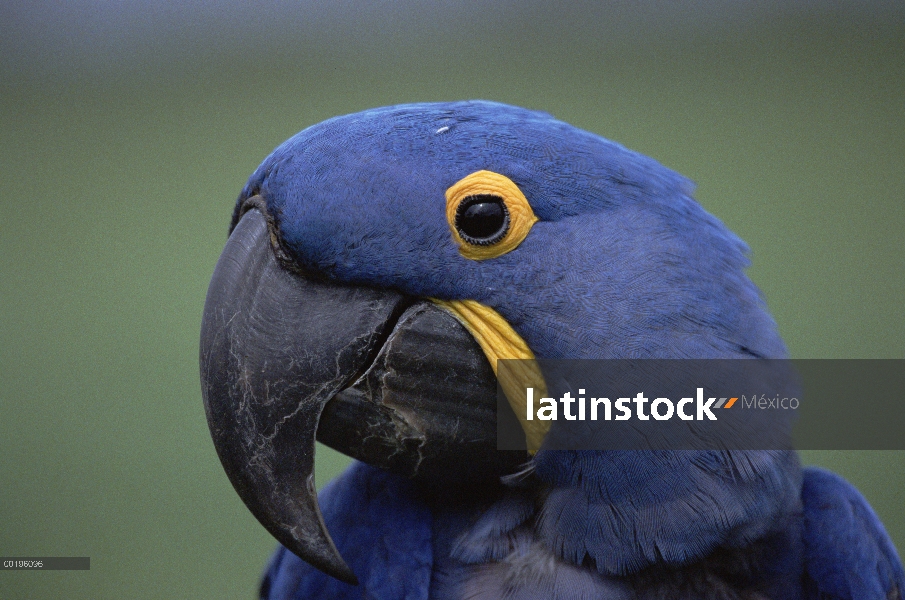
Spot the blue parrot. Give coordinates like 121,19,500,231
199,101,903,599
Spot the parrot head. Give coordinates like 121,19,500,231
200,101,787,584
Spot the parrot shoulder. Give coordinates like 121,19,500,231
802,466,904,600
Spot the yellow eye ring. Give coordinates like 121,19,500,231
445,170,538,260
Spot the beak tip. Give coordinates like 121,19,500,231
336,566,360,586
281,540,358,585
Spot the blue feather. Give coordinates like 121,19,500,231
802,466,904,599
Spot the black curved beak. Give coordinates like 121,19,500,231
200,208,522,584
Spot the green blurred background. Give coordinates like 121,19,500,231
1,1,903,598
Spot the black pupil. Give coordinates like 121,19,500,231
456,195,508,244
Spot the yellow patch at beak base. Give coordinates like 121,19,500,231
432,298,548,454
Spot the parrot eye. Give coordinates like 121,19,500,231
455,195,510,245
445,170,539,260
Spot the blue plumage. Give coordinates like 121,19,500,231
246,101,903,599
802,467,904,598
240,101,783,361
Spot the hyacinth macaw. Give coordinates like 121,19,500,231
199,101,903,599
